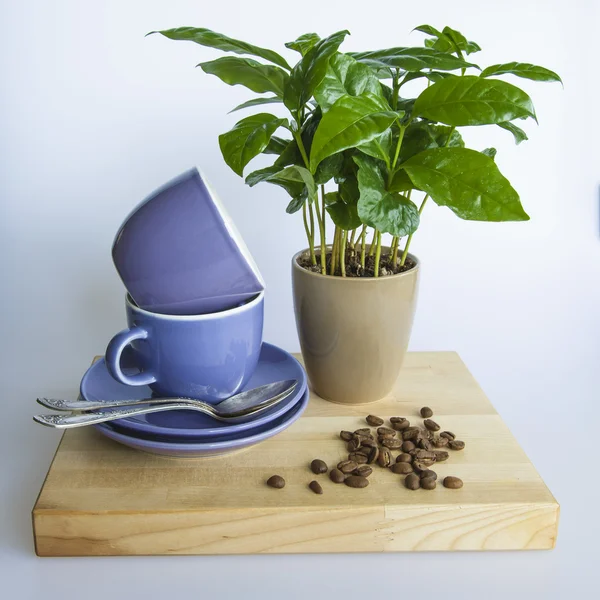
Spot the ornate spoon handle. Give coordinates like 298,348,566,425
37,396,206,412
33,402,217,429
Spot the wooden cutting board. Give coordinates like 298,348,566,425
32,352,558,556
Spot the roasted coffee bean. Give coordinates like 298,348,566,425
348,452,368,465
377,427,396,437
417,438,433,451
267,475,285,489
401,440,416,453
366,415,384,426
347,438,361,452
433,450,449,462
390,462,413,474
340,430,354,441
419,469,437,480
420,406,433,418
418,428,434,441
443,476,463,489
345,475,369,488
354,447,370,458
360,438,377,448
309,480,323,494
396,453,412,463
330,468,345,483
448,440,465,451
411,461,424,474
405,473,420,490
353,434,372,445
415,449,436,460
377,447,392,468
354,428,371,436
338,460,358,474
402,427,420,440
310,459,328,474
433,436,449,448
390,417,410,430
420,477,436,490
423,419,440,432
367,446,379,464
355,465,373,477
440,431,455,440
381,438,402,449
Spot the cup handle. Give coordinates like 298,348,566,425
105,326,157,386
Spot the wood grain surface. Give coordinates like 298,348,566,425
32,352,559,556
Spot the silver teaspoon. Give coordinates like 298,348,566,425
33,379,298,429
37,379,297,412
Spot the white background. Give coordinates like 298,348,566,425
1,0,598,598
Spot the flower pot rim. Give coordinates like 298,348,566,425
292,246,420,282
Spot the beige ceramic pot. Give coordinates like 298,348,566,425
292,247,420,404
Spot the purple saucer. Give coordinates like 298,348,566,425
80,343,307,439
95,387,309,457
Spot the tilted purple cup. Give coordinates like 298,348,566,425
112,167,265,315
105,292,264,403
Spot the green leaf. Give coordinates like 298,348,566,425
284,30,350,112
149,27,291,70
314,152,344,185
200,57,288,96
350,47,477,72
358,129,392,164
274,139,302,167
286,196,306,214
245,165,282,186
481,147,497,159
229,96,283,113
309,93,398,172
401,147,529,221
481,62,562,84
399,122,464,164
414,25,481,55
400,70,452,87
314,53,384,112
285,33,321,56
497,121,528,144
324,191,340,205
218,113,286,176
326,201,362,229
268,165,317,202
413,75,537,126
388,169,415,192
354,155,420,236
263,136,290,155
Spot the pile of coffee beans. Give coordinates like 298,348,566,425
265,407,465,494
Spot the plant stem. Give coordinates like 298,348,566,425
387,124,407,187
390,236,398,260
340,229,347,277
374,231,382,277
293,130,310,170
330,226,340,276
391,68,400,111
360,224,367,269
392,236,400,265
368,228,377,257
349,228,357,248
302,202,315,265
400,195,429,266
321,184,326,242
314,187,326,274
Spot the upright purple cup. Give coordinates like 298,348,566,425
112,167,265,315
105,292,264,403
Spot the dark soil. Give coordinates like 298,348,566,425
298,248,416,278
